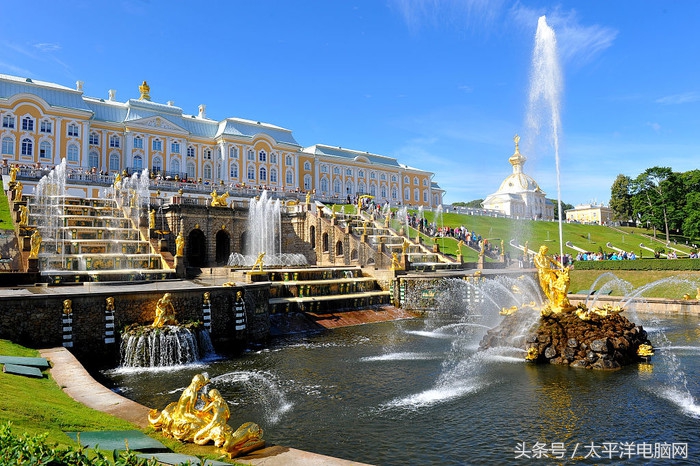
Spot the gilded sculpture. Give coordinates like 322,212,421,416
175,231,185,257
19,204,28,227
139,80,151,101
152,293,178,327
534,245,575,314
62,299,72,315
106,296,115,312
9,164,18,183
149,209,156,229
210,189,229,207
29,229,42,258
13,181,23,199
391,252,401,271
251,252,265,272
149,373,265,458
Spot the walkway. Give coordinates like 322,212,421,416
39,346,372,466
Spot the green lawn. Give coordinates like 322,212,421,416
0,181,14,230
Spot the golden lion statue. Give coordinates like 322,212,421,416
211,189,229,207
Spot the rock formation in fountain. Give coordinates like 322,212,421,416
479,244,653,370
120,293,214,367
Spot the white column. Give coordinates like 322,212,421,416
54,117,62,164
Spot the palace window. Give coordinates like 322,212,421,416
88,151,99,168
404,187,410,201
152,139,162,152
423,190,428,202
346,168,352,176
414,177,419,185
230,163,238,178
39,141,52,159
270,152,277,164
321,165,328,173
258,150,266,162
133,136,143,149
152,156,162,173
40,120,52,134
187,145,195,157
248,149,255,161
109,153,119,172
370,172,376,180
1,137,14,155
404,176,409,184
89,132,100,145
133,155,143,171
423,179,428,186
381,186,387,198
414,188,419,202
109,135,120,148
370,185,376,196
67,123,78,137
358,170,365,178
285,155,293,166
171,158,180,174
203,164,212,179
392,187,398,200
303,161,311,171
229,146,238,159
204,148,212,160
303,174,311,190
286,169,293,185
380,173,386,181
333,179,341,194
22,117,34,132
21,137,33,156
270,168,277,183
67,144,79,162
391,175,397,182
260,166,267,181
247,165,255,180
171,141,180,153
320,177,328,193
187,161,195,179
2,115,15,129
334,167,340,175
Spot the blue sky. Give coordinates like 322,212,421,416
1,1,698,206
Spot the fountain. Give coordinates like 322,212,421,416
227,190,308,267
119,293,214,367
27,160,170,281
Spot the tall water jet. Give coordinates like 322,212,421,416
526,15,564,259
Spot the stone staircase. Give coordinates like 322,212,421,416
266,266,391,313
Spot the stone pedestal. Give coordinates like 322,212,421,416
432,243,440,253
477,254,485,269
175,255,185,278
27,257,39,273
457,254,464,265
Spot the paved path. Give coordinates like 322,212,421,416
39,346,372,466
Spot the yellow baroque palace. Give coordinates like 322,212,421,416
0,74,444,207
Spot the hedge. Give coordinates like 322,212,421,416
572,258,700,271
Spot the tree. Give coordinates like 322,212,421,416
548,199,573,220
453,199,484,208
630,167,681,242
609,174,633,224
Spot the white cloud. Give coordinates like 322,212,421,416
655,92,700,105
34,43,61,53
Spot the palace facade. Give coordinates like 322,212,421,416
0,74,443,207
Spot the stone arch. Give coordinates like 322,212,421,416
187,229,207,267
335,240,343,257
309,225,316,249
322,232,329,252
215,229,231,264
350,248,358,261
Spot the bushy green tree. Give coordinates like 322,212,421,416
609,174,633,223
630,167,680,242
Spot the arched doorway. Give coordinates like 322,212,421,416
187,229,207,267
335,240,343,257
215,229,231,264
309,225,316,249
322,232,329,252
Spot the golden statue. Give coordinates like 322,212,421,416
203,292,211,306
401,239,410,255
457,240,464,255
534,245,575,314
62,299,72,315
210,189,229,207
106,296,115,311
305,191,311,204
331,204,337,219
139,80,151,100
251,252,265,272
149,209,156,229
149,373,265,458
362,221,368,235
152,293,178,327
175,231,185,257
391,252,401,271
29,229,42,258
13,181,23,200
9,165,18,183
19,205,28,227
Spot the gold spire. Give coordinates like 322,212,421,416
513,134,520,154
139,80,151,101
